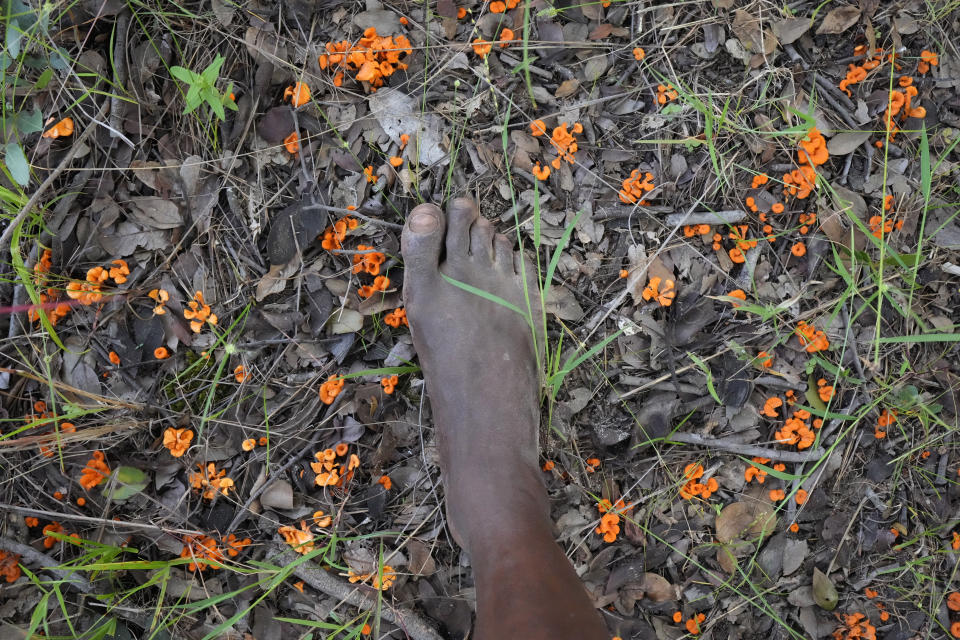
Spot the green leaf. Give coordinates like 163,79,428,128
202,54,225,84
5,142,30,185
103,466,149,502
33,68,53,90
170,66,197,84
206,88,225,121
688,352,722,404
6,21,23,58
543,209,583,299
184,84,201,113
812,567,838,611
16,108,43,134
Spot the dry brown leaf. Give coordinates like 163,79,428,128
555,78,580,98
816,6,861,34
589,23,613,40
715,500,777,544
731,10,778,55
637,573,676,602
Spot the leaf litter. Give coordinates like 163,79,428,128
1,1,959,638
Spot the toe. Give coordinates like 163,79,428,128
401,203,445,291
446,197,477,257
494,234,515,272
470,217,496,264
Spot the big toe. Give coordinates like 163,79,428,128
402,203,445,283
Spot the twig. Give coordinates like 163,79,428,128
302,202,404,230
276,548,443,640
666,432,826,463
0,100,111,251
0,536,95,593
663,210,746,226
0,503,203,536
109,10,131,143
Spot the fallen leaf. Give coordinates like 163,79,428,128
816,6,861,34
255,260,299,302
826,130,872,156
589,23,613,40
782,538,808,576
731,10,778,55
715,501,777,544
555,78,580,98
812,567,838,610
260,479,294,510
583,55,610,81
368,89,449,167
127,196,182,230
772,17,810,45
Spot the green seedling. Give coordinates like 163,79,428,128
169,54,237,121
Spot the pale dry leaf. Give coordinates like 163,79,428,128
583,55,610,82
255,261,299,301
127,197,182,230
260,479,294,510
826,130,872,155
368,89,448,167
816,6,862,34
772,17,810,45
331,308,364,334
545,286,584,321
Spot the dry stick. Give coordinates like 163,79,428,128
0,503,203,536
0,100,111,251
666,432,826,463
302,202,404,230
0,536,94,593
276,548,443,640
662,209,747,227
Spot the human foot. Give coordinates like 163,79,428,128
400,198,546,548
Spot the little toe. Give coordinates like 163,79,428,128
494,235,515,272
401,203,445,287
469,217,496,265
446,197,478,257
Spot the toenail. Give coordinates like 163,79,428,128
409,211,438,233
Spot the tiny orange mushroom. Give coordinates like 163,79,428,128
283,82,312,107
381,375,399,394
319,376,345,404
42,117,74,139
163,427,194,457
472,38,492,57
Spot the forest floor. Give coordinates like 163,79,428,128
2,1,960,639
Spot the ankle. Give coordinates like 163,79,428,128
446,463,551,552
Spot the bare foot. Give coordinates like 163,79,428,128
401,198,546,549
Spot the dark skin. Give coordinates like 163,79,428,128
400,198,609,640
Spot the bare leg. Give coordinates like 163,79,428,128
400,199,608,640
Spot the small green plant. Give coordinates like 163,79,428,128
169,54,237,121
2,0,67,186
